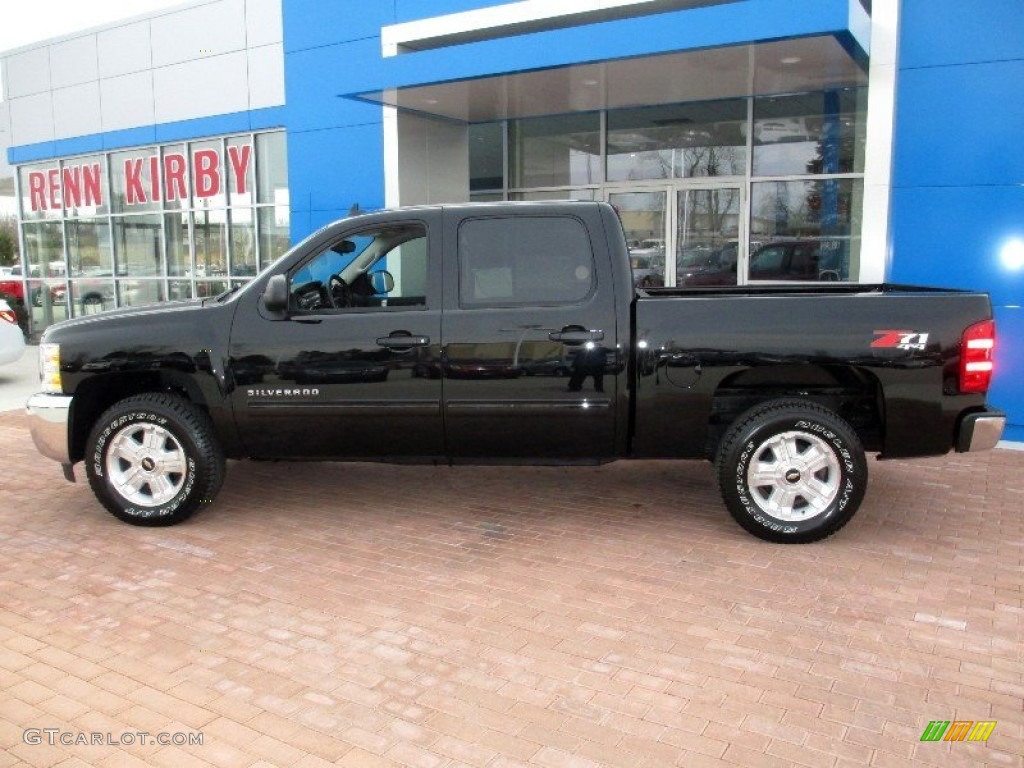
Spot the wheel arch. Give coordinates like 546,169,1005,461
69,371,210,463
706,364,884,458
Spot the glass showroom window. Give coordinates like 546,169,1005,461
749,179,864,282
748,88,867,283
607,99,747,182
256,132,290,271
509,113,602,189
66,219,113,314
16,130,290,334
752,89,867,177
21,221,67,325
470,122,504,198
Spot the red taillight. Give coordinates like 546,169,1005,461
959,319,995,394
0,309,16,325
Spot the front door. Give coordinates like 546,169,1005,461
229,213,444,459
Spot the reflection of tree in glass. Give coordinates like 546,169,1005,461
682,146,742,178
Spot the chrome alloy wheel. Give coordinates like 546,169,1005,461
745,430,841,522
105,422,187,506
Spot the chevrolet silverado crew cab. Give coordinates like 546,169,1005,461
26,202,1005,543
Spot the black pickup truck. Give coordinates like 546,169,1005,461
26,202,1005,543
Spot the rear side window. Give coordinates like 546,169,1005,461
458,216,595,307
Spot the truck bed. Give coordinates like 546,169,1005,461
631,283,994,460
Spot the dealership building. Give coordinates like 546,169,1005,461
0,0,1021,441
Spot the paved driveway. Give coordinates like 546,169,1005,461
0,409,1021,767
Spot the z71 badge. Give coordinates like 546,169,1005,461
871,330,930,351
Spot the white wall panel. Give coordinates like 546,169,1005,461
53,82,103,138
151,0,247,67
50,35,99,89
9,94,55,145
3,0,279,146
100,71,155,132
153,52,249,124
246,0,283,47
0,102,13,179
6,48,51,99
247,43,285,110
860,0,900,283
97,21,153,78
395,112,469,205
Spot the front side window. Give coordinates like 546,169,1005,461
289,222,428,312
458,216,595,307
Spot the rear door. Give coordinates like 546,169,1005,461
440,205,620,459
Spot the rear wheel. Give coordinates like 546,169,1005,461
85,393,225,526
716,400,867,543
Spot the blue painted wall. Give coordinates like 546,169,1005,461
281,0,860,240
279,0,517,237
890,0,1024,441
7,107,286,164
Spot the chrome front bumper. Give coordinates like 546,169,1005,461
956,409,1006,453
25,393,74,471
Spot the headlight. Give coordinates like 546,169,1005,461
39,343,62,393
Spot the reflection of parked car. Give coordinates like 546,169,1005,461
749,240,844,282
678,242,739,286
446,359,523,379
74,276,117,314
31,281,68,307
521,355,572,377
628,240,666,288
0,299,26,365
279,351,390,384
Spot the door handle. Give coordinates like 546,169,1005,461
377,334,430,349
548,329,605,343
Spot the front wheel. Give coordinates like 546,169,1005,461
716,400,867,543
85,393,225,526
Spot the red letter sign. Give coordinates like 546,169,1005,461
124,158,147,205
47,169,61,210
82,164,102,207
164,153,187,202
227,144,252,196
61,166,82,210
193,148,220,198
28,171,47,211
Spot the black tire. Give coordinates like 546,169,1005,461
715,399,867,543
85,393,225,526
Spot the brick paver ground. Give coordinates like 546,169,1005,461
0,409,1021,768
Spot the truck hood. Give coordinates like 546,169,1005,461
41,298,210,341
